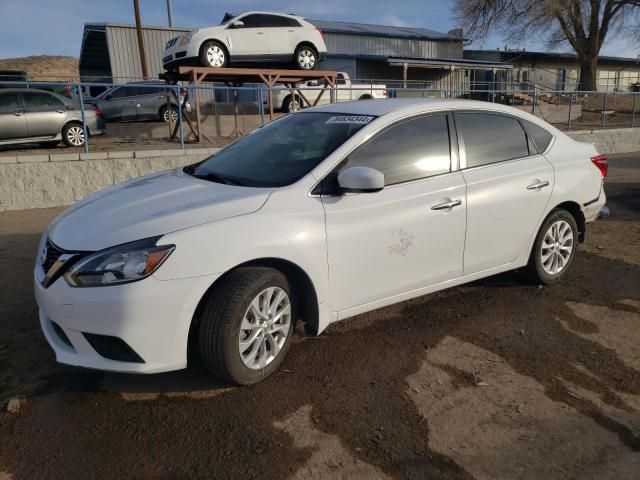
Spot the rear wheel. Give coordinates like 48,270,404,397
200,41,228,68
198,267,296,385
525,209,578,284
62,123,85,147
294,45,318,70
282,95,302,113
160,105,178,123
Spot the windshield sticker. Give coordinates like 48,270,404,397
325,115,374,125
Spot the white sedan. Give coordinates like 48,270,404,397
35,99,607,384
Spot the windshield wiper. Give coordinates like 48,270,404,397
191,172,245,186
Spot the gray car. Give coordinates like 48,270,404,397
93,81,188,123
0,89,105,148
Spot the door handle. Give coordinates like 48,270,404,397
56,109,65,113
257,31,264,35
527,180,550,190
431,199,462,211
12,111,24,116
127,99,136,102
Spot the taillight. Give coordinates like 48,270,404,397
591,154,608,177
315,26,324,37
93,106,103,116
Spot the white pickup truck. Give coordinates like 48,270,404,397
265,72,387,112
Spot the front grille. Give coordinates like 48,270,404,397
83,333,145,364
163,54,173,64
42,240,64,274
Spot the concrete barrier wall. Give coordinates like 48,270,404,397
0,148,219,212
567,128,640,155
0,127,637,212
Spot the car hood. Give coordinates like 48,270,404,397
48,169,272,251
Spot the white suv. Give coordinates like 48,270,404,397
163,12,327,71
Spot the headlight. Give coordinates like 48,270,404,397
64,237,174,287
178,32,194,46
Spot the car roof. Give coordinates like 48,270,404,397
306,98,546,121
236,11,303,20
0,88,58,94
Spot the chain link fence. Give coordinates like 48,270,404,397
1,80,638,155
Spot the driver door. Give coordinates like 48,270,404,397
227,14,268,59
322,114,467,315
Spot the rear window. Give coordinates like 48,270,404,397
456,113,530,168
521,119,554,153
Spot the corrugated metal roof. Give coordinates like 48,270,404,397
309,19,461,41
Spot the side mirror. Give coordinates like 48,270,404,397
232,20,245,28
337,166,384,193
104,94,112,101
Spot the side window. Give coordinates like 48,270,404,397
347,115,451,185
137,86,164,96
0,93,20,113
262,15,295,27
239,14,264,28
22,92,64,110
521,119,553,153
110,87,137,99
336,74,347,85
456,113,529,168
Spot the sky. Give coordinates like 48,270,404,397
0,0,637,59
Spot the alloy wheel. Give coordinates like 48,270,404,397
540,220,574,275
297,49,316,69
206,45,225,67
67,126,85,146
239,287,292,370
163,108,178,123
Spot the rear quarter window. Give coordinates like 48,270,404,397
521,119,554,153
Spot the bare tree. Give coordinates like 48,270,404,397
453,0,640,90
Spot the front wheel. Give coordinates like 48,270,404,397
200,41,228,68
62,123,85,147
161,105,178,123
525,209,579,285
198,267,296,385
294,45,318,70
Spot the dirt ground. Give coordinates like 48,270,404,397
0,154,639,480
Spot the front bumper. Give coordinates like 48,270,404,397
35,267,219,373
163,55,199,72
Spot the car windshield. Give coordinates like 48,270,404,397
184,112,375,188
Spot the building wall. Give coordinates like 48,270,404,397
323,34,463,60
106,25,189,82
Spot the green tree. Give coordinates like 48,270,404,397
453,0,640,90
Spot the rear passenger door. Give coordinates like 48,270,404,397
101,86,138,122
262,14,298,60
0,92,28,140
22,91,67,137
135,86,165,121
455,112,554,275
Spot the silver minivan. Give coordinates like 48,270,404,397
0,89,105,148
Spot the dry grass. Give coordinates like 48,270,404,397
0,55,79,81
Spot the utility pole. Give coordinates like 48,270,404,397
133,0,149,79
167,0,174,27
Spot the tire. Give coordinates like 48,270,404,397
282,95,302,113
62,123,85,147
199,40,228,68
294,45,318,70
359,95,373,100
160,105,178,123
525,209,579,285
198,267,296,385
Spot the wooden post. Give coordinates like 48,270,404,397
133,0,149,79
403,63,408,89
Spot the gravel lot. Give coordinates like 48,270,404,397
0,154,639,480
